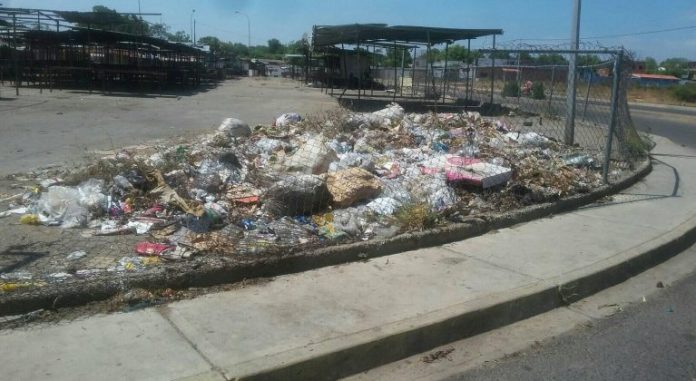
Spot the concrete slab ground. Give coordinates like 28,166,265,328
0,309,217,381
0,78,337,176
0,135,694,380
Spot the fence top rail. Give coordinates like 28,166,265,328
479,48,621,55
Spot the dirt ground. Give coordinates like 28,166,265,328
0,77,337,176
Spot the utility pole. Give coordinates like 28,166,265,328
564,0,581,145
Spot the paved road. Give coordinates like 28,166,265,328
631,105,696,149
449,103,696,381
451,271,696,381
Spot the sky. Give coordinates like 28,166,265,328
5,0,696,60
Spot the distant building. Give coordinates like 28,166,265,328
630,73,680,88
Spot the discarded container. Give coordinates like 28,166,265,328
564,153,596,168
445,157,513,189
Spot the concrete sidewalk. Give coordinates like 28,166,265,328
2,136,695,381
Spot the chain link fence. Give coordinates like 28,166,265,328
0,45,649,318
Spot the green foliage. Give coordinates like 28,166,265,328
383,48,413,67
531,82,546,99
395,203,438,231
672,84,696,103
502,81,521,97
577,54,601,66
644,57,658,74
267,38,284,54
170,30,190,43
80,5,150,35
659,57,689,77
536,53,568,65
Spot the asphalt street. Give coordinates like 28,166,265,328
451,104,696,381
451,267,696,381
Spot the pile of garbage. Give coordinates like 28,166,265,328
1,103,605,260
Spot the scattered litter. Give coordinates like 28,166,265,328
422,348,455,363
10,106,611,264
67,250,88,260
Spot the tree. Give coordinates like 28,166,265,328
659,57,689,77
577,54,601,66
82,5,149,35
170,30,190,43
441,45,481,64
644,57,658,73
150,23,171,40
384,48,412,67
198,36,222,53
267,38,284,54
536,53,567,65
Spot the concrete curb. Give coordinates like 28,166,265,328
0,158,652,316
223,160,696,381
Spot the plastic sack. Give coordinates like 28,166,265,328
275,113,302,127
282,136,338,174
35,180,106,228
367,197,402,215
218,117,251,137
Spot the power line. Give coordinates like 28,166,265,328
500,24,696,44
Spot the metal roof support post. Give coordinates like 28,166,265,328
13,14,19,96
400,46,406,97
393,41,397,102
441,42,449,104
489,34,496,105
412,46,417,97
370,44,375,97
357,39,361,100
466,39,471,102
341,43,348,100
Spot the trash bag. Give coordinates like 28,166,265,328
282,136,338,174
275,113,302,127
218,117,251,137
367,197,402,215
35,180,106,228
267,217,314,245
265,174,332,216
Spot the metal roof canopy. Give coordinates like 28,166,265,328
23,28,202,54
312,24,503,48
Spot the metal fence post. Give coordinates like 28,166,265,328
602,51,623,184
564,0,582,144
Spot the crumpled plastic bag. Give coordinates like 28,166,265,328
282,136,338,174
34,179,107,228
218,117,251,137
275,113,302,127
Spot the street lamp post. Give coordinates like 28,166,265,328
234,11,251,51
190,9,195,45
